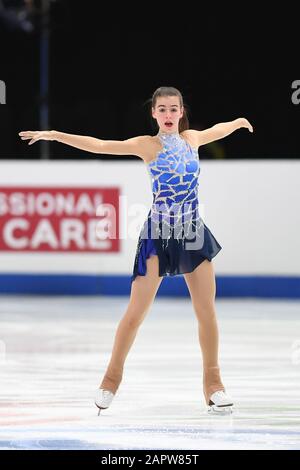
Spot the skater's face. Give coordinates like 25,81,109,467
152,96,183,134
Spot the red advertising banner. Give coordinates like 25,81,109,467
0,187,120,252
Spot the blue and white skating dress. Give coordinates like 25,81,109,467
131,131,222,283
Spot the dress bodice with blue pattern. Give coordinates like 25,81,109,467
144,131,203,247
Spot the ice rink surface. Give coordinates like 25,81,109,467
0,295,299,450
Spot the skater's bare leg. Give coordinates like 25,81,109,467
183,259,225,404
99,255,163,394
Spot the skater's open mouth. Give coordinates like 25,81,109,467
165,122,173,127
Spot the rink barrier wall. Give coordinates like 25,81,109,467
0,273,299,298
0,160,299,298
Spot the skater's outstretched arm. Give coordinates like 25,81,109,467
18,130,149,158
183,118,254,147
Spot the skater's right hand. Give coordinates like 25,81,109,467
19,130,56,145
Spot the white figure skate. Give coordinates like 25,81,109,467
95,388,115,415
207,390,234,414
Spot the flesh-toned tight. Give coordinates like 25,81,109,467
99,256,225,405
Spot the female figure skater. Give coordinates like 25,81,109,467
19,86,253,415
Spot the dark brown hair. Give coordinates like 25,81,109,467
150,86,189,133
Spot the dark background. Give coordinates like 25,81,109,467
0,1,298,160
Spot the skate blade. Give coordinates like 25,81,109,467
208,404,233,415
95,403,108,416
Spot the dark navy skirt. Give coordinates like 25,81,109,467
131,215,222,284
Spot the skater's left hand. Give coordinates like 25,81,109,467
237,118,254,133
